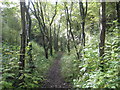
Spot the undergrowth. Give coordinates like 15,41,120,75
1,41,56,89
61,35,120,88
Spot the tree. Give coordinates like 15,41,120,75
64,2,81,59
78,0,88,60
30,1,57,58
64,2,71,53
19,0,26,84
99,1,106,71
30,1,49,59
79,0,88,47
25,1,35,72
116,1,120,84
19,0,26,72
49,2,57,56
116,1,120,25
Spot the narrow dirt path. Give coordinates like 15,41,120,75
42,52,71,88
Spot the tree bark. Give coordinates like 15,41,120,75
49,26,53,56
49,2,57,56
19,0,26,72
99,2,106,71
64,2,71,53
19,0,26,84
116,1,120,25
25,3,35,72
79,1,87,47
116,1,120,82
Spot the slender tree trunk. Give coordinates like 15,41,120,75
78,1,87,60
25,4,35,72
79,1,87,47
64,3,71,53
67,18,71,53
49,26,53,56
81,21,85,46
19,0,26,83
116,1,120,85
99,2,106,71
45,48,48,59
69,21,80,59
49,2,57,56
65,3,80,59
42,34,48,59
19,0,26,72
116,1,120,25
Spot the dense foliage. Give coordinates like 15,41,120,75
2,41,56,89
61,28,120,88
1,0,120,89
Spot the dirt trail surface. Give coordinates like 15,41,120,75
42,52,71,88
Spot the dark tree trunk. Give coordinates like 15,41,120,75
42,34,48,59
99,2,106,57
99,2,106,71
49,2,57,56
81,21,85,46
19,0,26,72
116,1,120,81
116,1,120,25
25,3,35,72
45,48,48,59
49,27,53,56
79,1,87,47
65,2,80,59
64,3,71,53
19,0,26,83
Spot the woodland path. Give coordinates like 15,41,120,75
42,52,71,88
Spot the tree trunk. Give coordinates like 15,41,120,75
25,3,35,72
79,1,87,47
42,34,48,59
19,0,26,83
45,48,48,59
116,1,120,25
19,0,26,72
49,26,53,56
49,2,57,56
116,1,120,84
67,18,71,53
81,21,85,46
64,3,71,53
99,2,106,71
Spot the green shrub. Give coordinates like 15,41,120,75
1,41,56,89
